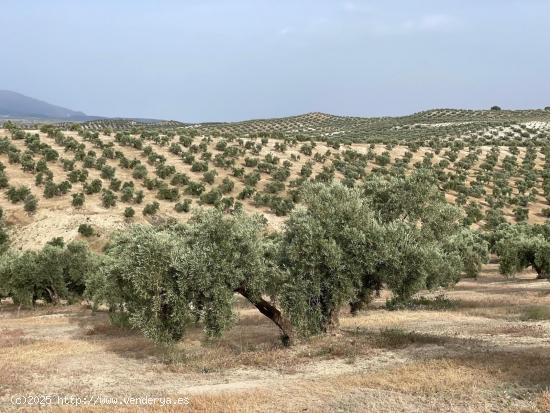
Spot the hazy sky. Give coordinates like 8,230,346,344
1,0,549,122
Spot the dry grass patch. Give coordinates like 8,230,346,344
0,339,98,368
471,323,546,338
156,354,550,413
532,390,550,413
372,328,447,349
2,270,550,412
520,306,550,321
0,364,25,397
44,405,193,413
336,359,495,396
0,328,34,347
154,339,305,375
295,332,376,363
340,308,479,331
330,349,550,398
152,325,445,375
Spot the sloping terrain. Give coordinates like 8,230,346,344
0,90,89,121
71,108,550,143
0,108,549,249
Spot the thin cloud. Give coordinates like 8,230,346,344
278,27,293,36
371,14,459,36
343,1,372,13
403,14,458,32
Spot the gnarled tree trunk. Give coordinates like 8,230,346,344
533,263,544,279
235,287,294,346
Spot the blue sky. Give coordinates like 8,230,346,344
1,0,549,121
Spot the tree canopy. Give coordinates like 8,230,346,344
1,174,492,345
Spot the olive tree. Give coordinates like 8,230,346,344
0,241,98,307
495,224,550,279
172,209,291,342
362,169,483,284
278,183,379,335
87,174,489,344
448,229,489,278
278,174,474,336
88,212,292,344
86,226,192,343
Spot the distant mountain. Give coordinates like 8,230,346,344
0,90,92,121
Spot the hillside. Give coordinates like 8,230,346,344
0,90,91,121
73,108,550,144
0,90,190,128
0,108,548,249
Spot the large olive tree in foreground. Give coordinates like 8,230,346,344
360,171,487,299
88,174,487,344
278,173,483,336
172,209,291,341
278,183,380,334
86,226,192,343
88,211,292,344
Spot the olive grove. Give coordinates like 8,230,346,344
83,172,489,344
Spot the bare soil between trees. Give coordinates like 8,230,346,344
1,263,550,412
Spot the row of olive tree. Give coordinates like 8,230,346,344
86,171,489,344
